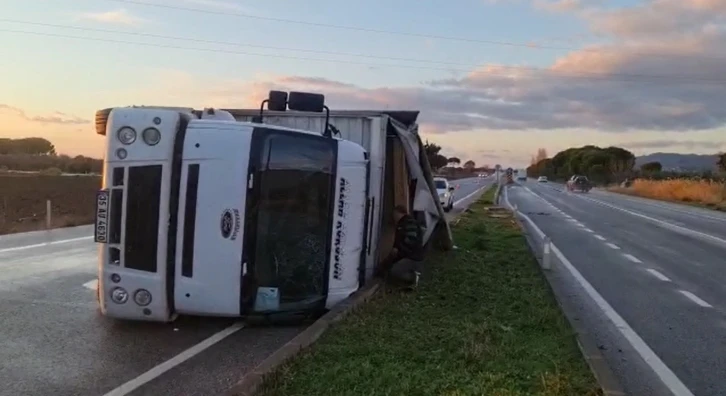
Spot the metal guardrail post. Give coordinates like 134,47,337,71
542,236,552,270
46,199,51,230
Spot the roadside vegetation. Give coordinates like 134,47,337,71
0,173,100,235
610,178,726,212
257,185,601,396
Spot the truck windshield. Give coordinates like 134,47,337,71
246,130,336,314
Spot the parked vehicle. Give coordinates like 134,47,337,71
537,176,548,183
434,177,456,212
92,90,453,323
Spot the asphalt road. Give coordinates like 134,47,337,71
0,177,492,396
505,180,726,396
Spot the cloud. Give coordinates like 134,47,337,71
180,0,249,11
0,105,90,125
619,139,726,150
130,0,726,142
77,9,148,26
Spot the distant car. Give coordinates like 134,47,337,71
434,177,456,212
537,176,548,183
567,175,592,192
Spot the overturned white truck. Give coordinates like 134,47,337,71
93,90,453,322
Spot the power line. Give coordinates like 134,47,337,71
2,21,725,85
105,0,726,62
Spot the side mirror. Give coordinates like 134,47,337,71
288,91,325,112
267,90,288,111
448,186,455,192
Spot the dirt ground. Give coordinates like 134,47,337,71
0,174,101,235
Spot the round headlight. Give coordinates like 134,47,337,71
142,127,161,146
110,287,129,304
116,148,128,160
133,289,152,306
117,127,136,145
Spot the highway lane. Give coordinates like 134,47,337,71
0,177,491,396
0,230,303,396
445,175,494,220
506,180,726,396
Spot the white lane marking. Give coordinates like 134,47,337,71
583,228,594,233
0,236,93,254
594,234,606,241
623,254,643,263
678,290,713,308
646,269,671,282
573,195,726,247
453,183,490,206
602,191,726,222
103,322,245,396
606,242,621,250
83,279,98,291
502,186,695,396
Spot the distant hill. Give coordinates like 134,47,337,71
635,152,719,172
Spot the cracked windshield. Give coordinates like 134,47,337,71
1,0,724,395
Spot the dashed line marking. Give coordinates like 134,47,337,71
623,253,643,263
646,269,671,282
594,234,606,241
583,228,594,233
103,323,245,395
508,184,696,396
0,236,93,254
678,290,712,308
83,279,98,291
606,242,620,250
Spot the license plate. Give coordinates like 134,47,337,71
95,190,110,243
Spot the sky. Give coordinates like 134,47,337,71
1,0,725,168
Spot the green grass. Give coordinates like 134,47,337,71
257,184,601,396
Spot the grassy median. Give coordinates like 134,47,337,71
258,185,601,396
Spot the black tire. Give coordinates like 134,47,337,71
95,108,113,136
394,214,424,260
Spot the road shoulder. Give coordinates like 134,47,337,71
502,185,625,396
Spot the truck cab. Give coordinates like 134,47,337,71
94,91,368,322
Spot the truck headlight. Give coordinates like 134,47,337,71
110,287,129,304
133,289,152,306
142,127,161,146
117,127,137,145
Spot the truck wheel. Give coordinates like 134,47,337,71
95,108,113,136
395,214,423,260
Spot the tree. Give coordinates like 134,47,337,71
535,148,548,163
525,145,635,184
463,160,476,170
423,140,448,171
0,137,55,155
718,153,726,172
641,161,663,173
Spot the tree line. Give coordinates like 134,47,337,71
423,141,489,178
527,145,637,184
527,145,726,184
0,138,102,174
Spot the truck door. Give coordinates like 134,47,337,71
172,123,252,317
